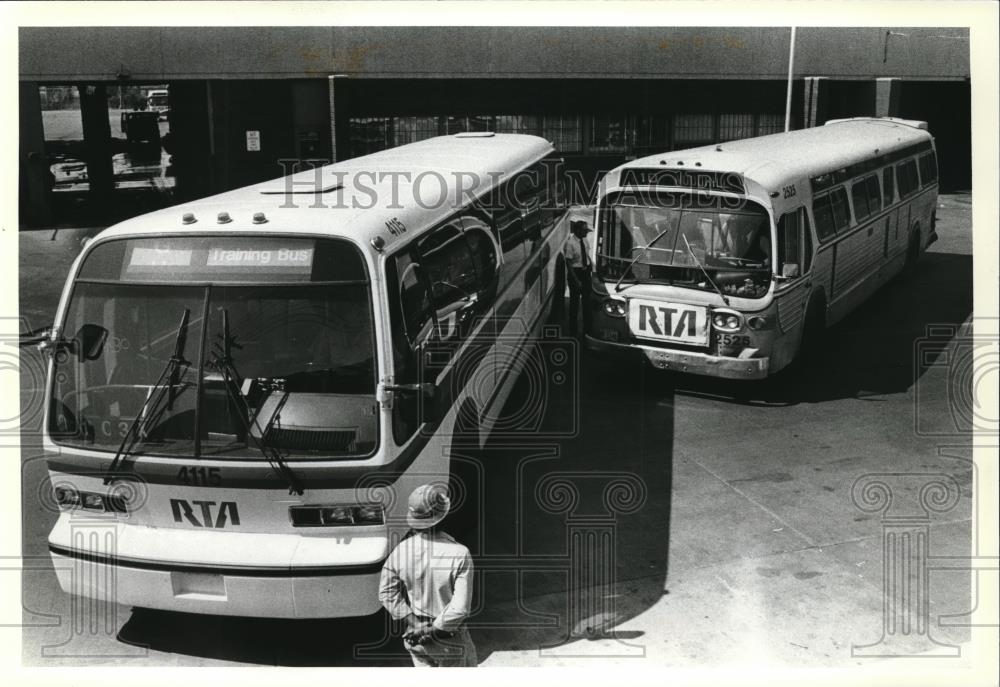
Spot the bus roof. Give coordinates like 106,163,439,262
97,133,554,253
605,117,934,196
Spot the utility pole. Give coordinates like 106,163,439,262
784,26,797,132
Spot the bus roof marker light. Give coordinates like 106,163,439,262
181,213,196,225
371,236,385,252
252,212,268,224
217,212,232,224
716,145,723,152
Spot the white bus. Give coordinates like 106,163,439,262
583,117,938,379
146,88,169,119
38,133,570,618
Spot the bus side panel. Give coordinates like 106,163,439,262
480,210,570,438
773,281,809,371
827,218,884,325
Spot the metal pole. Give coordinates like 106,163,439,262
784,27,797,132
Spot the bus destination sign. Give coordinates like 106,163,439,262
619,168,745,195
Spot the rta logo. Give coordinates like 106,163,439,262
170,499,241,528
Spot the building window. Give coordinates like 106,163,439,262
543,115,582,153
590,115,631,153
446,115,491,134
394,116,440,145
348,117,392,157
495,115,540,135
673,114,714,146
756,113,785,136
719,114,755,142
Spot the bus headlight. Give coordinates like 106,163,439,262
290,504,385,527
712,310,743,331
54,486,80,508
602,299,627,318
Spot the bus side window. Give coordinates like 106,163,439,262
777,209,800,277
812,194,836,242
918,152,938,186
829,187,851,232
882,167,895,206
851,179,871,222
865,174,882,215
896,159,919,198
490,180,531,276
417,222,479,341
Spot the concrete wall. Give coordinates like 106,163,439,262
20,27,969,81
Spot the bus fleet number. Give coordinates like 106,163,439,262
782,184,796,199
177,466,222,486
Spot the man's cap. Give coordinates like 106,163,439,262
406,483,451,530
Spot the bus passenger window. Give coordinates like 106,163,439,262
896,159,919,198
865,175,882,215
812,194,836,242
851,180,871,221
882,167,894,206
829,187,851,232
918,152,938,186
418,222,480,342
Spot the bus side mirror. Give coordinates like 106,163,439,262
781,263,800,279
72,324,109,362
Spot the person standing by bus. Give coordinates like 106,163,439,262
378,484,478,667
564,220,593,335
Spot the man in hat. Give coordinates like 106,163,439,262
378,483,477,667
563,219,594,335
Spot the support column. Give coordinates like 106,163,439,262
78,84,114,200
19,82,52,227
875,77,902,118
802,76,828,129
327,74,345,162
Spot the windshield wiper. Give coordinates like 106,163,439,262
681,234,730,307
209,309,304,495
614,225,674,293
104,308,192,484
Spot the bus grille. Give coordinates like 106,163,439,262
264,428,358,452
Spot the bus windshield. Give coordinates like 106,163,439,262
49,236,378,459
597,192,773,298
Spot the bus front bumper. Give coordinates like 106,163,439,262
585,335,770,380
48,517,386,619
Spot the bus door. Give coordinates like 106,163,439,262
775,206,814,341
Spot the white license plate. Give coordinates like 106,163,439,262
627,299,709,346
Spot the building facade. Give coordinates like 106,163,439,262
19,27,970,226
